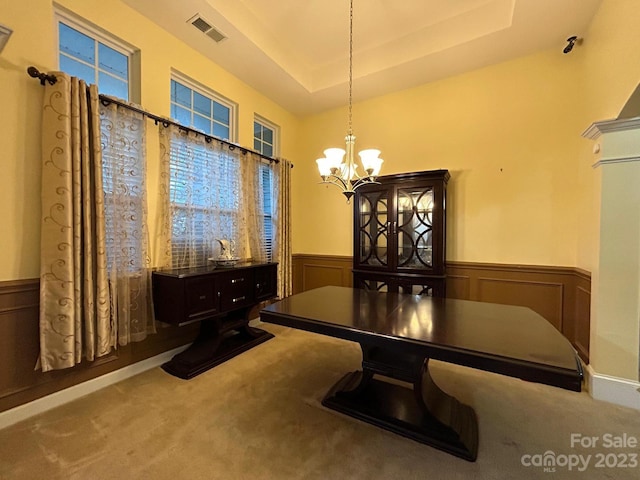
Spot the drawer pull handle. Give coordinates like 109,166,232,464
231,278,245,284
199,295,206,300
232,296,246,303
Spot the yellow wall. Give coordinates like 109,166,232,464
2,0,640,279
294,0,640,275
296,48,588,265
0,0,301,281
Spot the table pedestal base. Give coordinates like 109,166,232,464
322,354,478,461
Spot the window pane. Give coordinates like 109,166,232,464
98,43,128,80
193,113,212,135
172,81,192,108
213,102,230,124
254,139,261,151
263,144,273,157
254,121,262,138
59,23,95,64
60,55,95,84
263,127,273,144
172,105,191,126
98,72,128,100
193,92,212,117
213,123,229,140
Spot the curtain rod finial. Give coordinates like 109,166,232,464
27,66,57,85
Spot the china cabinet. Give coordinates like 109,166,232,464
352,170,449,297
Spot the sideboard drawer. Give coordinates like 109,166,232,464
220,271,254,311
185,277,219,319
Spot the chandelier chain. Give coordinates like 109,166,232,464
314,0,382,202
348,0,353,135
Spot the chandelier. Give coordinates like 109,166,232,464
316,0,383,202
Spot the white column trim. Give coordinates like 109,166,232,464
585,364,640,411
583,117,640,139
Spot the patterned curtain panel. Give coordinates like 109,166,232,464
100,101,155,345
158,125,267,268
39,73,111,371
39,74,155,371
274,159,293,298
240,151,267,264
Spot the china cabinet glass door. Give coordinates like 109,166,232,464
396,186,434,271
356,189,390,269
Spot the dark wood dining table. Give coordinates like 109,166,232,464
259,286,583,461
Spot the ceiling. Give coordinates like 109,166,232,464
121,0,602,115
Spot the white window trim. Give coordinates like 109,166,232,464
54,4,140,102
171,70,238,143
254,114,280,158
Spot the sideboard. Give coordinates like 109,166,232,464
152,261,277,379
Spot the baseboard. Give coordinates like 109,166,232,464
0,344,190,431
585,364,640,410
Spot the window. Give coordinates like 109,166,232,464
254,116,279,262
170,74,236,141
56,11,138,101
254,116,278,158
168,133,241,267
260,163,274,262
166,74,247,267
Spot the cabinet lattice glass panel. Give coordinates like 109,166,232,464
357,188,389,268
397,186,434,269
353,170,449,297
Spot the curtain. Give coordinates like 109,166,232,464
240,151,267,264
273,159,293,298
39,73,111,371
158,125,267,268
100,100,155,345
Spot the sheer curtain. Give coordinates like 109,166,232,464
100,100,155,345
39,73,111,371
158,125,266,268
273,159,293,298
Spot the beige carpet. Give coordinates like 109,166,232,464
1,322,639,480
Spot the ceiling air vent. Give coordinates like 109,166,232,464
188,14,227,43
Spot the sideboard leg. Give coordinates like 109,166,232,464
162,312,274,379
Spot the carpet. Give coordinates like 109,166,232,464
0,322,639,479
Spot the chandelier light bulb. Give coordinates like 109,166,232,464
316,158,333,179
323,148,346,172
358,149,383,177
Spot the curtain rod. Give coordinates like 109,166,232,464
27,66,286,165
